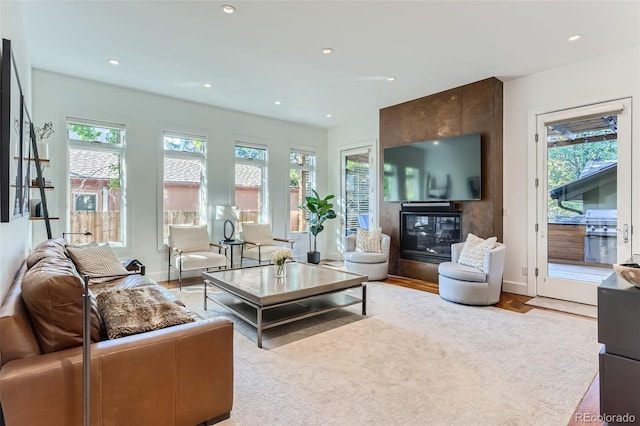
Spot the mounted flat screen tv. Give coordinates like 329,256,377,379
383,133,482,202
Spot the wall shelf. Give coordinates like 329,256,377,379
30,216,59,221
14,156,50,166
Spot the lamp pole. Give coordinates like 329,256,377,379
82,275,91,426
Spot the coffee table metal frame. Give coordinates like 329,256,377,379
203,263,367,348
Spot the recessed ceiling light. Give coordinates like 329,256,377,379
221,5,236,14
322,48,333,54
108,58,119,65
325,113,333,118
387,76,396,81
568,34,582,42
274,101,282,105
203,83,213,88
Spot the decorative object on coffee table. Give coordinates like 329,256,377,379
299,189,336,264
613,263,640,287
272,248,292,278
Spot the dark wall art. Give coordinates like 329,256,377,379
1,38,26,222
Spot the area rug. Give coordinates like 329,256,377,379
172,283,599,425
525,296,598,319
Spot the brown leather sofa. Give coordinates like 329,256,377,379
0,239,233,426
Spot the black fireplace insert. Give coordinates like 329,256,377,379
400,206,462,263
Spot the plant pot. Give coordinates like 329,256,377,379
307,251,321,264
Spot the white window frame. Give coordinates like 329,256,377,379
161,131,207,244
66,117,126,246
289,148,316,234
234,142,269,224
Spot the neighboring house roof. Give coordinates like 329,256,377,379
235,164,262,187
549,160,617,201
164,157,200,183
70,150,263,186
69,149,119,179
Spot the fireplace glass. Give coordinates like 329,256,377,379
400,211,462,263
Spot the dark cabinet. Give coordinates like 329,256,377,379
598,267,640,424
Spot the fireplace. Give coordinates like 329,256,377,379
400,205,462,263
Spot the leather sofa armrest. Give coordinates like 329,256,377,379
0,317,234,426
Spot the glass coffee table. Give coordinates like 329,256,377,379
202,262,367,348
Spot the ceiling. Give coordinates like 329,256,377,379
21,1,640,129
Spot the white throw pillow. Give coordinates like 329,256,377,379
67,243,129,284
355,227,382,253
457,233,497,270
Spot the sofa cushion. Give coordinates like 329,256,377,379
355,227,382,253
438,261,487,283
25,238,68,269
457,233,497,270
21,257,103,354
67,243,130,284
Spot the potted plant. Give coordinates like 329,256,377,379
299,189,337,264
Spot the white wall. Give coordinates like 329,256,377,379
326,112,378,259
503,44,640,295
0,1,32,301
33,70,327,281
327,45,640,296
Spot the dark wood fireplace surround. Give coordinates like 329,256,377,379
379,77,503,283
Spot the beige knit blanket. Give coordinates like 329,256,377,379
97,286,194,339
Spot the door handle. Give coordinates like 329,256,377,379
616,224,629,244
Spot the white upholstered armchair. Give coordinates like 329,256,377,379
239,223,294,266
167,224,228,289
438,241,506,306
344,232,391,281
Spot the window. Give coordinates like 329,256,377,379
345,153,370,235
234,144,267,225
74,194,97,211
163,133,205,241
67,118,125,244
289,150,316,232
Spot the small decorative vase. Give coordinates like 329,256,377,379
275,262,286,278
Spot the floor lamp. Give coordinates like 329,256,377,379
216,205,240,242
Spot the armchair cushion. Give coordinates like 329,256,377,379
242,223,275,246
457,233,497,270
176,251,227,271
438,262,487,282
242,245,284,262
344,251,387,264
169,224,210,252
355,227,382,253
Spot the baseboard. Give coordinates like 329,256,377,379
503,280,529,296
